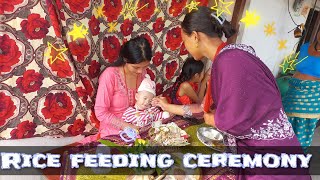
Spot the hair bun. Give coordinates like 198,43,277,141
221,18,236,38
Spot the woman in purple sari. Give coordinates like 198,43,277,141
153,6,311,179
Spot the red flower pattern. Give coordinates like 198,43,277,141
68,39,90,62
139,33,153,49
0,0,23,14
20,13,50,40
47,0,62,37
90,109,100,128
88,60,101,79
81,76,94,97
0,34,21,74
103,0,122,22
146,68,155,81
153,17,165,33
120,19,134,36
0,92,16,126
169,0,187,17
165,27,182,51
65,0,90,13
0,0,199,139
89,16,100,36
10,121,36,139
152,52,164,67
16,70,44,93
165,61,178,80
180,43,188,55
68,119,85,136
55,0,66,20
136,0,156,22
48,57,73,78
156,83,164,96
41,92,74,123
102,36,121,63
76,87,88,104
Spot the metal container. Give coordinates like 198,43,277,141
197,127,224,151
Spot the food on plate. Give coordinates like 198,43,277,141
149,122,189,146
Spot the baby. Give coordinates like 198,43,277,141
122,74,170,127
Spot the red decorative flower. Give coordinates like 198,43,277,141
90,109,100,128
0,0,23,14
41,92,74,123
10,121,36,139
153,17,165,33
47,0,62,37
68,119,85,136
55,0,66,20
165,61,178,80
76,87,88,104
0,34,21,74
0,92,16,126
146,68,155,81
152,52,163,67
120,19,133,36
165,27,182,51
156,83,164,96
65,0,90,13
89,16,100,36
16,70,44,93
136,0,156,22
103,0,122,22
179,43,188,55
68,39,90,62
169,0,187,17
102,36,121,63
81,76,94,97
88,60,101,79
20,13,50,40
48,57,73,78
139,33,153,49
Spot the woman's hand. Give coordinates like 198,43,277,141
203,112,215,127
152,96,169,111
202,69,211,83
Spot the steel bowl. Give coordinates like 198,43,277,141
197,127,224,145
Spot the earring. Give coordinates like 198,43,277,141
196,42,199,48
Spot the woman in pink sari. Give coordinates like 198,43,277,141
81,37,151,143
153,6,311,179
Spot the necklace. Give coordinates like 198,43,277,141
314,41,320,52
123,66,139,106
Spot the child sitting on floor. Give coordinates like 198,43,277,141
122,74,170,127
171,57,209,105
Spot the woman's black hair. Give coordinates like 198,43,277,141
170,57,204,104
112,36,152,67
181,6,236,39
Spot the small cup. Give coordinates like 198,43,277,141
119,127,138,142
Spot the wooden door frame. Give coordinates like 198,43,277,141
227,0,247,43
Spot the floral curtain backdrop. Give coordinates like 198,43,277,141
0,0,208,140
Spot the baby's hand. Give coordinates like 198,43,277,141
152,96,168,111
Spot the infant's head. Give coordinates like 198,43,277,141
135,74,156,110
